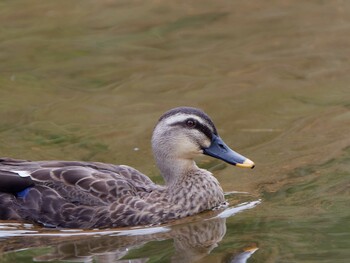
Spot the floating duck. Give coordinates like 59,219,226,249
0,107,254,228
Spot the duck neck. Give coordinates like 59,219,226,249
155,156,198,187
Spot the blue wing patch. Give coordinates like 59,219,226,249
17,187,32,198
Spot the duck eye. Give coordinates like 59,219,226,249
186,119,196,128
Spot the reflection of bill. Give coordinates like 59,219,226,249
230,246,259,263
0,200,261,262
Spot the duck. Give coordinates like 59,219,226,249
0,107,254,229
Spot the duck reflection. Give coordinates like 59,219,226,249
0,200,260,263
32,219,225,263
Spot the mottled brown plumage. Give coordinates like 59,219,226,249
0,107,254,228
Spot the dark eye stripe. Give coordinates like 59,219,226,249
159,107,218,135
195,122,213,140
170,120,213,140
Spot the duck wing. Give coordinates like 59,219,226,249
0,158,158,206
0,158,165,228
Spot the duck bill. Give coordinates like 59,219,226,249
203,135,255,169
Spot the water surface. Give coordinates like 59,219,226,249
0,1,349,262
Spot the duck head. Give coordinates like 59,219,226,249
152,107,254,185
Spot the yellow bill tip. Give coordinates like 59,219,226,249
236,158,255,169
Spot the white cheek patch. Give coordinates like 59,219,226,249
189,129,211,148
174,134,201,156
201,137,211,148
173,132,211,158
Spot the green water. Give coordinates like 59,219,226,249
0,0,349,262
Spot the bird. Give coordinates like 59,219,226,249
0,107,254,229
